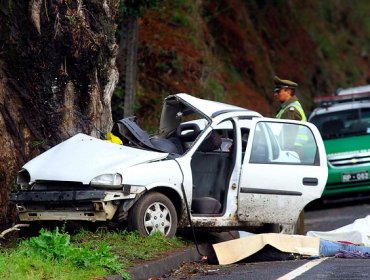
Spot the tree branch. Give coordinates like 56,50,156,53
0,224,29,239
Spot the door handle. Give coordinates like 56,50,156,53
303,177,318,186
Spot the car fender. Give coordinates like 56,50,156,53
123,159,184,187
123,159,185,213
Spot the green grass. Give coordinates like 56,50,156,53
71,228,187,268
0,227,188,280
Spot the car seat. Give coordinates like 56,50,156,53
198,130,222,152
176,122,201,151
191,130,224,215
176,122,201,142
191,197,222,214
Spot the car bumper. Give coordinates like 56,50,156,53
323,181,370,197
10,190,135,222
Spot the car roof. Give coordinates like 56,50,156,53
310,100,370,118
159,93,262,137
336,84,370,95
175,93,261,119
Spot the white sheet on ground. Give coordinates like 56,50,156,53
306,215,370,246
213,233,320,265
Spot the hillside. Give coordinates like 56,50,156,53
132,0,370,127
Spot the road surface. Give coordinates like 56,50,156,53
166,198,370,279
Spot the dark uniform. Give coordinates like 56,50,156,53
276,96,306,121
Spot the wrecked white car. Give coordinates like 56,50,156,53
11,93,328,237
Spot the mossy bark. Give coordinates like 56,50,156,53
0,0,120,229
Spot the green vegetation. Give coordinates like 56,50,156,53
65,15,77,25
31,139,45,148
154,49,184,74
168,0,199,40
170,10,190,27
115,0,370,121
0,228,187,280
226,65,243,84
112,85,125,121
120,0,159,17
155,62,171,72
294,0,370,89
203,78,225,102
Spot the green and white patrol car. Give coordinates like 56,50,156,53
309,85,370,198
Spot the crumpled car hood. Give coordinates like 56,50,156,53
23,133,168,184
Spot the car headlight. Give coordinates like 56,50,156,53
90,173,122,188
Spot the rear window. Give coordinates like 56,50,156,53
310,108,370,140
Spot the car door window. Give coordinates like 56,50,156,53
250,124,270,163
249,122,318,165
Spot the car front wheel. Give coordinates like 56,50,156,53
128,192,178,237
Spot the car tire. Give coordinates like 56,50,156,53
268,210,305,234
295,210,305,235
128,192,178,237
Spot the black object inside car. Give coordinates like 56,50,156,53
176,123,201,141
198,130,222,152
112,117,181,154
150,137,180,154
191,197,222,214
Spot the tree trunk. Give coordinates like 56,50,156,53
0,0,120,230
119,16,138,118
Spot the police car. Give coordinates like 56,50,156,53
11,94,328,237
309,85,370,199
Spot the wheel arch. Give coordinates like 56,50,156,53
148,186,184,219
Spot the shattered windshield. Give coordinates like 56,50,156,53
112,95,211,155
159,96,209,138
310,108,370,140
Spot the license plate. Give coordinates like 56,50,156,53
341,170,369,183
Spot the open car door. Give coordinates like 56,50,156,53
237,118,328,225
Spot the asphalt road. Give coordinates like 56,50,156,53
166,258,370,279
164,197,370,280
304,197,370,233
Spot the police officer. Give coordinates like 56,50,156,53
273,76,306,234
274,76,306,121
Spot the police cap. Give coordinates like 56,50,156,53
274,76,298,92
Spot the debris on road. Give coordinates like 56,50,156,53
0,224,29,239
307,215,370,246
213,233,320,265
212,227,370,265
319,239,370,257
